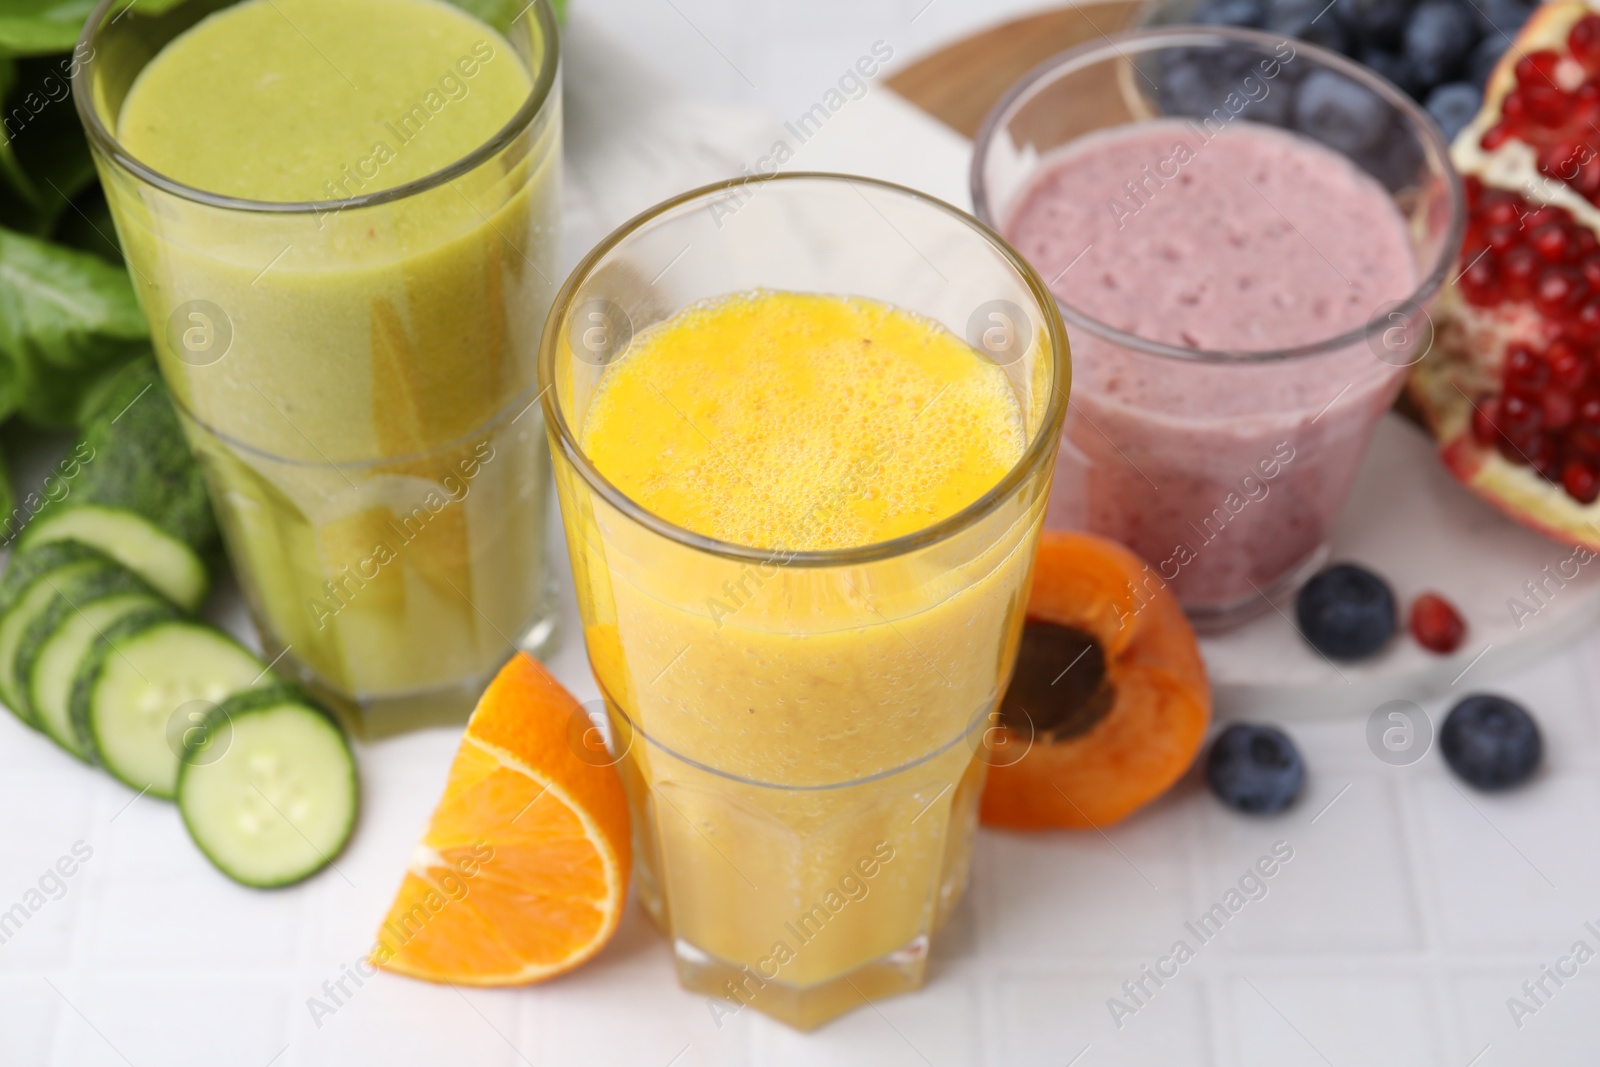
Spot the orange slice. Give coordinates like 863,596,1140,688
372,653,630,985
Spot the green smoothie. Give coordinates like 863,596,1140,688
96,0,561,725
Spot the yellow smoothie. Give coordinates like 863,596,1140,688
572,290,1039,1024
97,0,561,723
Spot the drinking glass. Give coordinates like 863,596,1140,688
542,173,1069,1029
972,28,1464,628
75,0,563,732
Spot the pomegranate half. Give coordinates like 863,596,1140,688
1412,1,1600,546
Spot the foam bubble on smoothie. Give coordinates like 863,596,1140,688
579,291,1026,552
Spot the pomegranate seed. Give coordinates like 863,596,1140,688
1563,457,1600,503
1523,85,1561,127
1518,50,1563,85
1501,429,1561,477
1460,254,1501,305
1472,398,1503,444
1498,433,1531,465
1577,159,1600,201
1464,175,1484,204
1481,196,1522,227
1579,253,1600,289
1579,390,1600,426
1530,224,1570,260
1535,266,1587,315
1544,390,1576,429
1488,223,1524,253
1502,392,1543,432
1571,427,1600,456
1573,297,1600,341
1576,228,1598,257
1505,344,1549,391
1409,593,1467,654
1547,340,1589,390
1503,246,1542,298
1571,14,1600,71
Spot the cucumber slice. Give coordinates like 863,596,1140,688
72,359,219,553
19,505,208,611
26,572,170,761
74,614,270,798
0,542,102,612
0,546,109,724
178,689,358,888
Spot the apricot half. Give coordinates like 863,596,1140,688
980,531,1211,830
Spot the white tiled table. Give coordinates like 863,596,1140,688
5,6,1600,1064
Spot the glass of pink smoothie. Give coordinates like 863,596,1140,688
972,27,1463,629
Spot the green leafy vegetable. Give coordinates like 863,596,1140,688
0,0,189,57
0,227,146,425
0,1,97,57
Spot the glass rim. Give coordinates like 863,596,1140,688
72,0,561,215
539,171,1072,569
969,24,1466,366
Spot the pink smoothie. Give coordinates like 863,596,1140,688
1002,119,1418,621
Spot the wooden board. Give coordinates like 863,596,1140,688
885,2,1144,139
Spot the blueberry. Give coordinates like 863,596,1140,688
1362,47,1422,97
1295,563,1397,660
1243,81,1296,126
1467,35,1504,89
1471,0,1532,39
1403,0,1481,88
1267,0,1355,55
1334,0,1415,49
1425,81,1482,140
1293,70,1393,155
1159,56,1225,118
1206,724,1306,815
1195,0,1268,26
1359,119,1425,190
1157,45,1260,118
1440,694,1543,790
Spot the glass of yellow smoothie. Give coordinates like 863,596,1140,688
542,174,1069,1028
74,0,562,732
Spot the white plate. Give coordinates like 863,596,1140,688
1201,413,1600,717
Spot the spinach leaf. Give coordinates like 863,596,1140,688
0,1,98,57
26,343,141,427
0,0,191,57
0,226,147,426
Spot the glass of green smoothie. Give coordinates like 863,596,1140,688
74,0,563,733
